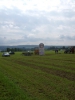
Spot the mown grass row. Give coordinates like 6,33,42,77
0,51,75,100
0,70,36,100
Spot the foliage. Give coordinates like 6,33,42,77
7,48,22,52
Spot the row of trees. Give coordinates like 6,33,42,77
7,48,22,52
6,46,66,52
6,47,34,52
47,46,66,50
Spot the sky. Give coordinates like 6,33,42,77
0,0,75,46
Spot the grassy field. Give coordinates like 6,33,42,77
0,50,75,100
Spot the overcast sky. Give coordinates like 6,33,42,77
0,0,75,46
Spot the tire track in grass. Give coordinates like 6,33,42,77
2,59,75,81
29,59,75,71
4,56,75,71
4,58,75,81
1,56,75,100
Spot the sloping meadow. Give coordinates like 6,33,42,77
0,51,75,100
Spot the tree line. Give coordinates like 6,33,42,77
6,48,22,52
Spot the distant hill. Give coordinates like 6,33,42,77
0,45,38,51
0,45,67,51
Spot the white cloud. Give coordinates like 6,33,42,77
0,0,75,45
0,0,64,12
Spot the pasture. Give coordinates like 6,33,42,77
0,50,75,100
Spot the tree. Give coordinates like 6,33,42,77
7,48,10,52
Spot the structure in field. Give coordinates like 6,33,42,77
34,47,39,55
39,43,45,55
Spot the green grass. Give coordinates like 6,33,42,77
0,51,75,100
0,71,34,100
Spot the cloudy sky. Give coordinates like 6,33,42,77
0,0,75,46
